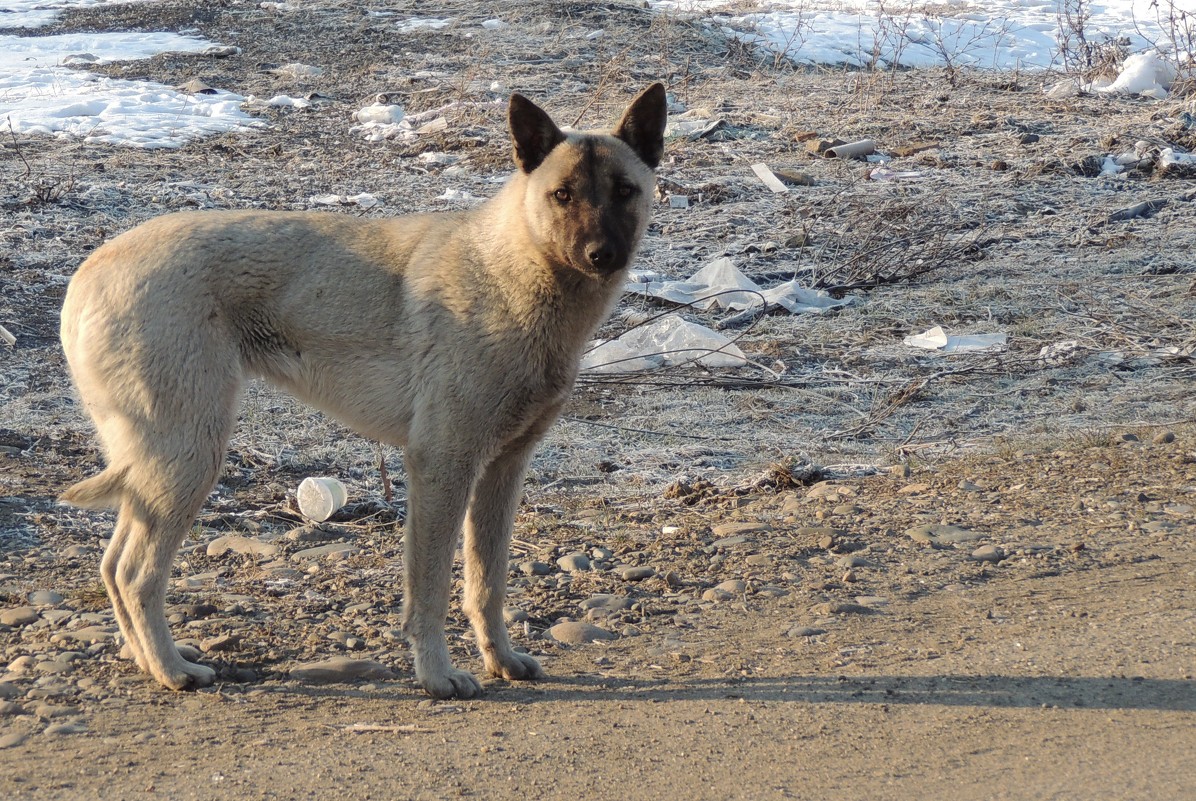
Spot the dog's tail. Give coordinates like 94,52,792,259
59,466,128,510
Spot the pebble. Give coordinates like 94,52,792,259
579,594,633,612
519,561,552,576
40,609,73,625
786,626,826,638
897,483,932,495
906,523,984,546
716,579,747,594
27,590,63,606
970,545,1005,563
711,521,770,539
590,547,614,560
290,543,357,562
503,608,529,624
548,621,617,644
701,588,734,602
43,722,87,737
207,535,279,558
0,701,24,716
289,657,397,682
744,554,772,567
0,683,19,699
200,634,242,653
0,732,27,749
6,656,36,674
619,566,655,581
50,626,115,645
62,544,94,559
810,602,876,615
284,524,343,543
0,607,39,627
557,553,591,573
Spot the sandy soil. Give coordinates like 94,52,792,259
1,2,1194,799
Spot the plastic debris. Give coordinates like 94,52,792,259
310,193,380,208
1094,52,1177,99
582,316,748,373
297,477,348,522
750,163,789,193
627,258,857,315
904,326,1007,353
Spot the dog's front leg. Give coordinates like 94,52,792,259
463,433,547,683
402,445,484,699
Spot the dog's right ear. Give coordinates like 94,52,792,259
509,93,566,174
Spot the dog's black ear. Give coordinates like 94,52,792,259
613,83,667,169
509,93,566,174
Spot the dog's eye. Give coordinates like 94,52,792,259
615,184,637,199
553,188,571,203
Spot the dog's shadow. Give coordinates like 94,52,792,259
255,672,1196,712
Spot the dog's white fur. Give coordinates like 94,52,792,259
59,84,667,698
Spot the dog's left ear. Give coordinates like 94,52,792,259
509,93,566,174
613,83,668,169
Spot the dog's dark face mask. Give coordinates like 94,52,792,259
508,84,667,279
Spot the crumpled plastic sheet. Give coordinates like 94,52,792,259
582,316,747,373
627,258,857,314
903,325,1007,353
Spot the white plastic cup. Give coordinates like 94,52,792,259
297,477,348,522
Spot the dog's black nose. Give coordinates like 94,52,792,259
587,244,616,269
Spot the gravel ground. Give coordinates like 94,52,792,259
1,2,1194,798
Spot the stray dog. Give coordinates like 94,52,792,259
59,83,667,699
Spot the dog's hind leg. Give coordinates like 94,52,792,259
463,427,550,683
115,494,218,690
100,510,150,672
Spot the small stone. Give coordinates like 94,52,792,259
548,621,617,644
504,608,529,624
590,547,614,560
52,626,115,645
27,590,63,606
43,722,87,736
897,483,932,495
701,588,734,602
201,634,242,653
711,521,770,538
289,657,397,682
716,579,748,594
207,535,279,558
0,607,39,627
0,701,24,716
284,525,342,543
519,561,552,576
810,602,876,616
831,503,859,516
0,732,27,749
711,535,751,548
6,656,36,673
906,524,983,546
290,543,357,562
0,683,19,699
786,626,826,638
557,553,591,573
619,566,655,581
837,555,871,568
579,594,633,612
744,554,772,567
969,545,1005,563
63,544,94,559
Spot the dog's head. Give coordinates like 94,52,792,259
508,83,667,279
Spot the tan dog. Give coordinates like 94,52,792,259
59,83,667,699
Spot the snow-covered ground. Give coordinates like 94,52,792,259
0,0,1189,148
0,1,255,148
651,0,1187,71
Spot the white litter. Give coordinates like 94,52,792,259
582,316,748,373
750,163,789,193
627,257,857,314
354,104,405,124
904,326,1008,353
436,188,483,202
310,193,380,208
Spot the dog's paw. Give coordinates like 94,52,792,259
419,666,484,700
157,660,217,691
485,650,545,682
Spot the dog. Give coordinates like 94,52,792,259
59,83,667,699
